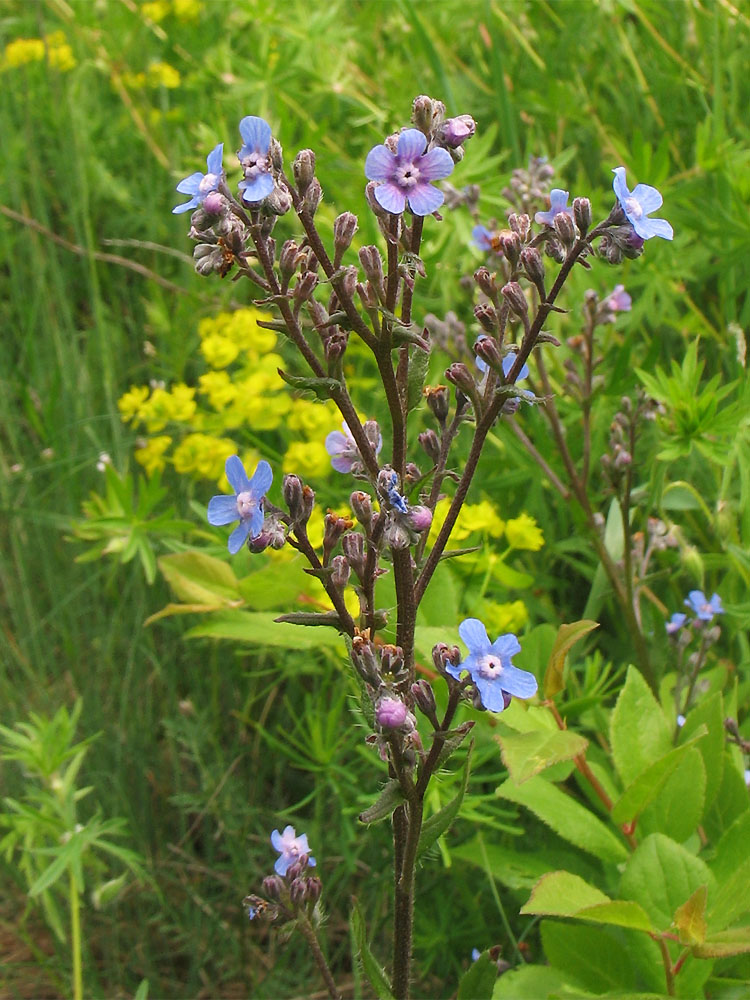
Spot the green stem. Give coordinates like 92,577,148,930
655,935,676,996
69,867,82,1000
296,909,342,1000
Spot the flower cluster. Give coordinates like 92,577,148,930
244,825,320,923
666,590,724,634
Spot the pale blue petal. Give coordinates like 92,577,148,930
549,189,570,213
172,196,199,215
239,116,271,154
502,355,529,380
206,142,224,175
225,455,250,493
247,459,273,499
373,182,406,215
240,172,274,203
459,618,490,654
418,146,455,181
612,166,629,203
474,675,507,712
248,505,264,538
207,494,239,526
499,663,538,699
396,128,427,162
271,828,283,850
407,182,444,216
365,144,395,181
325,430,348,455
490,633,522,660
638,217,673,241
630,183,663,214
228,519,251,554
176,172,204,195
274,855,290,876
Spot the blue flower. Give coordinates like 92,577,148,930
387,472,409,514
271,825,316,877
238,116,275,203
475,338,530,381
666,612,688,635
684,590,724,622
173,143,224,215
612,167,673,241
446,618,537,713
207,455,272,554
325,421,382,474
472,225,498,253
534,189,573,227
365,128,454,216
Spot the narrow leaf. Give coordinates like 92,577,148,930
543,619,599,697
359,780,405,824
350,899,394,1000
673,885,707,946
277,369,341,400
417,740,473,858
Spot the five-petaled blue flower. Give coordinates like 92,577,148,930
684,590,723,622
173,142,224,215
534,189,574,227
238,116,275,204
612,167,673,241
271,825,316,877
446,618,537,713
365,129,454,216
666,612,688,635
207,455,272,554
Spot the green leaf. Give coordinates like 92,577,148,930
610,729,707,825
693,928,750,958
359,780,405,824
497,729,589,785
641,746,706,842
350,899,394,1000
492,964,579,999
660,481,711,518
238,559,314,610
620,834,715,932
497,776,629,863
679,692,725,818
406,342,431,412
543,620,599,698
673,885,707,946
541,921,643,994
521,871,656,933
709,811,750,884
276,369,342,400
184,611,342,649
133,980,149,1000
158,552,240,605
450,837,557,892
418,740,473,858
457,952,497,999
610,667,671,787
706,852,750,931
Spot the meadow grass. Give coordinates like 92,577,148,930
1,0,749,995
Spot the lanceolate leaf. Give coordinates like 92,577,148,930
497,729,589,785
543,619,599,697
359,780,405,824
350,900,394,1000
417,741,473,858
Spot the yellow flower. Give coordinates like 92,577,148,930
428,498,505,546
480,600,529,635
200,333,239,369
172,0,203,20
141,1,170,22
286,399,341,440
147,61,181,89
2,38,45,69
229,369,290,430
46,32,75,71
135,435,171,475
283,440,331,480
172,433,236,480
199,371,238,410
168,383,197,422
118,385,150,424
224,308,276,355
505,513,544,551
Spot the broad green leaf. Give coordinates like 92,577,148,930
238,559,314,610
492,964,577,999
497,777,629,863
610,730,707,825
679,692,724,817
184,611,342,649
457,951,497,1000
450,837,559,892
521,871,656,933
359,780,405,824
673,885,707,946
693,928,750,958
350,899,394,1000
610,667,671,787
709,811,750,884
543,620,599,698
703,753,750,842
660,481,711,517
620,834,715,932
406,342,431,412
495,701,557,734
145,602,235,625
417,741,473,858
640,747,706,842
497,729,588,785
158,552,240,605
541,921,642,994
706,853,750,931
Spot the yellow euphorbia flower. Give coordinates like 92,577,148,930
118,385,150,424
147,61,181,89
134,435,171,475
283,440,331,480
480,600,529,635
428,497,505,545
172,433,236,480
286,399,341,440
505,513,544,551
198,371,238,410
200,333,239,369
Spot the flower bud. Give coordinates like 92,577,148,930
248,513,287,552
306,876,322,903
289,878,307,906
325,330,348,365
553,211,577,249
302,177,323,215
363,419,382,456
350,490,374,528
264,186,292,216
520,247,545,291
365,181,389,218
423,385,449,425
412,94,444,133
333,212,358,264
375,696,409,729
262,875,284,899
411,680,438,724
342,531,366,580
432,642,461,677
405,505,432,533
330,554,351,589
380,644,404,676
474,334,502,372
499,231,522,267
323,511,354,558
508,212,531,241
359,245,386,299
474,266,498,299
501,282,529,321
268,137,283,172
202,191,227,216
445,363,478,399
279,239,301,286
351,634,380,686
283,474,305,520
293,269,318,304
545,238,566,263
293,148,316,194
438,115,476,148
573,196,592,235
418,429,441,464
474,301,498,334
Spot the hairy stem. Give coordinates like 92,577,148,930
296,909,342,1000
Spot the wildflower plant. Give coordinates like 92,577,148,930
162,95,750,998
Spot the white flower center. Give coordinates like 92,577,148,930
242,153,269,178
236,491,257,519
625,196,643,220
477,654,504,679
396,163,421,190
199,172,218,194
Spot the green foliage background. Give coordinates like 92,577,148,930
1,1,749,997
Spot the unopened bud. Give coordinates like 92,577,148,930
474,301,498,333
293,149,316,193
279,239,301,286
350,490,374,528
445,363,478,400
306,876,322,903
412,94,444,133
351,634,380,686
302,177,323,215
545,238,566,263
423,385,450,424
508,213,531,240
411,680,438,724
520,247,545,291
330,554,351,589
474,266,497,299
375,696,409,729
262,875,284,899
502,282,529,321
438,115,476,148
283,475,304,519
553,211,577,248
325,330,348,365
264,186,292,216
359,245,385,298
474,334,502,372
499,231,522,266
363,419,383,456
418,429,441,464
573,197,591,235
193,244,224,276
380,644,404,677
202,191,226,215
289,878,307,905
268,137,283,172
293,269,318,304
323,511,354,557
365,181,389,218
432,642,461,677
342,531,366,580
405,505,432,533
333,212,358,264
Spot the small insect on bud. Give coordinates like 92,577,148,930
333,211,358,265
501,281,529,321
573,197,592,236
293,148,316,194
423,384,450,425
474,301,498,334
418,429,441,465
553,211,577,249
